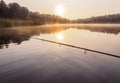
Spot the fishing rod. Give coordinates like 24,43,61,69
32,37,120,58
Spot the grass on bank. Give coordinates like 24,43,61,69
0,18,41,28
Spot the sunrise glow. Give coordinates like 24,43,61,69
55,5,64,16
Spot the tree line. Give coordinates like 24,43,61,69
72,14,120,23
0,0,69,25
0,0,120,26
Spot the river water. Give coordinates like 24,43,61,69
0,24,120,83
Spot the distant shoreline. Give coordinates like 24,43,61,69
0,19,120,28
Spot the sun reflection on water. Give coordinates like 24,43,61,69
56,33,64,40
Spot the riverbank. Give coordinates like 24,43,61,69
0,18,41,28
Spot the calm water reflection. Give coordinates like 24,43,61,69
0,24,120,83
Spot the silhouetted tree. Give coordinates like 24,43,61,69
8,3,28,19
0,0,8,18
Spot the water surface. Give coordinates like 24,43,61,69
0,24,120,83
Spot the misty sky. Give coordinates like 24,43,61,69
4,0,120,19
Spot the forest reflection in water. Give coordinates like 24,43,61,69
0,24,120,49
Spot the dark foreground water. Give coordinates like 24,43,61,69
0,24,120,83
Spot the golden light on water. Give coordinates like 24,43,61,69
55,5,64,16
56,33,64,40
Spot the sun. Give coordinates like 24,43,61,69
55,6,64,16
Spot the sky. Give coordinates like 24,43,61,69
4,0,120,19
